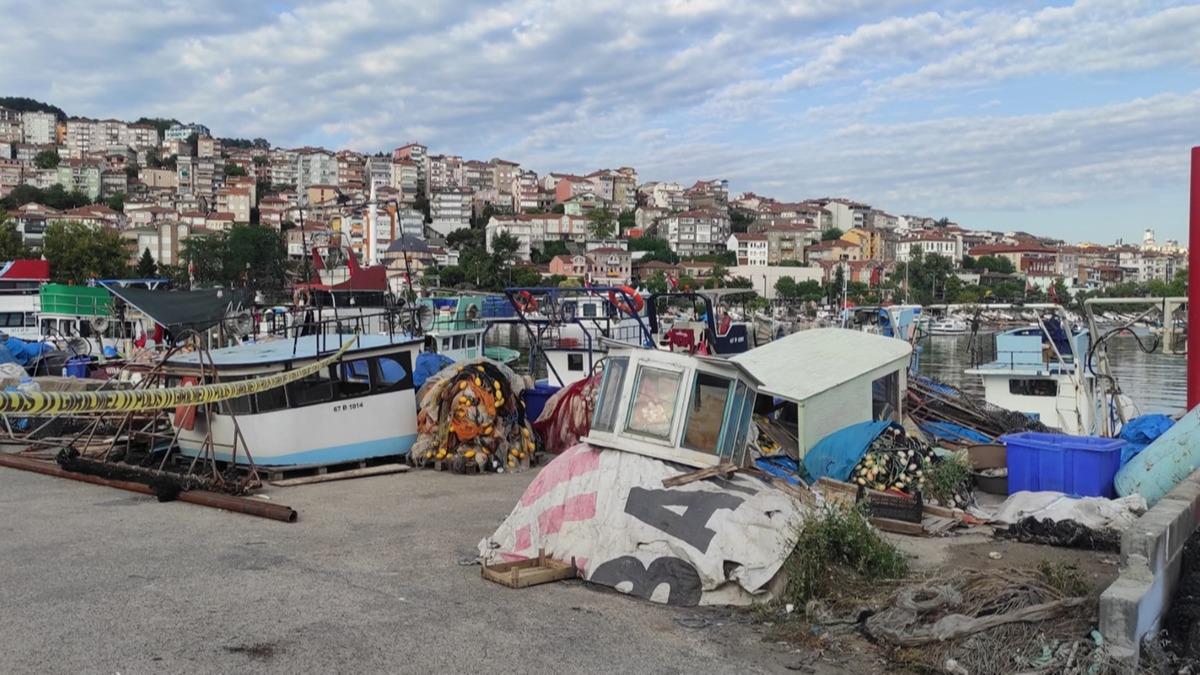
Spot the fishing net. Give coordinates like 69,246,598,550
531,372,599,454
411,358,537,473
863,569,1109,673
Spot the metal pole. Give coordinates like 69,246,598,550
1189,146,1200,409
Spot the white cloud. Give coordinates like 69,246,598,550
0,0,1196,237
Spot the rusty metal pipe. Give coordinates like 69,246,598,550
0,454,297,523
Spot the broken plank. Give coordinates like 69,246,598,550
662,462,736,488
268,463,410,487
870,516,926,536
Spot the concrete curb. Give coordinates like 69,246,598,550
1100,469,1200,667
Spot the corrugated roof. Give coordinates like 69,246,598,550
731,328,911,401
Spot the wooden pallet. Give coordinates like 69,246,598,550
482,549,577,588
246,454,411,482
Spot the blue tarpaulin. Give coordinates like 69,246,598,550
1118,413,1175,467
918,420,993,445
414,352,454,388
802,420,894,482
1,336,53,367
755,455,803,484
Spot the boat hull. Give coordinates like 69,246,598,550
177,388,418,467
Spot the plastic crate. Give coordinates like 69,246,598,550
522,382,561,422
856,484,924,523
1000,432,1125,498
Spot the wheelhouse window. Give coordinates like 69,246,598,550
683,372,733,454
336,359,372,398
373,354,412,392
1010,378,1057,397
591,357,629,433
567,353,584,371
624,366,682,440
872,371,900,421
286,367,335,406
219,376,254,415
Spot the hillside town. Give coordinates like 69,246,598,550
0,99,1188,301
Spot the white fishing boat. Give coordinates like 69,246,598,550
161,333,422,467
928,317,969,335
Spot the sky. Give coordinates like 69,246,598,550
1,0,1198,243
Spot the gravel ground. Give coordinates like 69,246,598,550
0,466,842,674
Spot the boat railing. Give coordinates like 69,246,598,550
260,306,403,355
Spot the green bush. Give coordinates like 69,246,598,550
783,504,908,606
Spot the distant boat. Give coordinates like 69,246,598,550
928,317,969,335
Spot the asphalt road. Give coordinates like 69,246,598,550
0,466,831,674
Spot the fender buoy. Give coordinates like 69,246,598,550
515,290,539,314
608,286,644,315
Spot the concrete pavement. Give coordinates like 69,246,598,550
0,466,828,674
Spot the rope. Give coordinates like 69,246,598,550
0,337,358,415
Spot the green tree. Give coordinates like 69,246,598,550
106,192,125,213
492,231,520,260
0,97,66,118
972,254,1015,275
224,163,248,177
134,117,179,137
180,224,288,291
628,236,679,264
587,209,616,241
821,227,844,242
530,240,570,264
43,221,129,283
618,209,636,233
34,149,60,169
447,227,483,250
136,248,157,277
0,215,31,259
730,209,755,233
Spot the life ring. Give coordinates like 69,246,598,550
294,288,313,307
514,290,539,314
608,286,644,315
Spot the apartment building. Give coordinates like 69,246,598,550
428,187,471,236
662,209,731,256
485,213,590,261
55,159,102,199
725,232,769,266
20,111,57,145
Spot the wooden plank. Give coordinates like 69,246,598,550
870,516,925,536
481,548,577,588
662,462,736,488
269,463,410,487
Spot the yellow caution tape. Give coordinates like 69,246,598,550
0,337,358,415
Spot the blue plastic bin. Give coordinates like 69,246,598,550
64,356,90,379
522,382,561,422
1000,432,1125,498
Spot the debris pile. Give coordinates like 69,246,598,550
847,426,973,509
411,359,537,473
531,373,599,454
862,568,1104,673
908,375,1052,440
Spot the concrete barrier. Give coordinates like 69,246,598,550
1100,469,1200,666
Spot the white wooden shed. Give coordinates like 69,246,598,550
730,328,912,458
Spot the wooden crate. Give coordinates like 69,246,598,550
481,549,577,588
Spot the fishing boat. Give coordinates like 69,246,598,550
928,317,969,335
161,331,422,467
419,295,519,364
964,312,1099,435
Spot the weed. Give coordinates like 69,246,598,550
924,451,973,506
1037,559,1089,597
782,503,909,608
